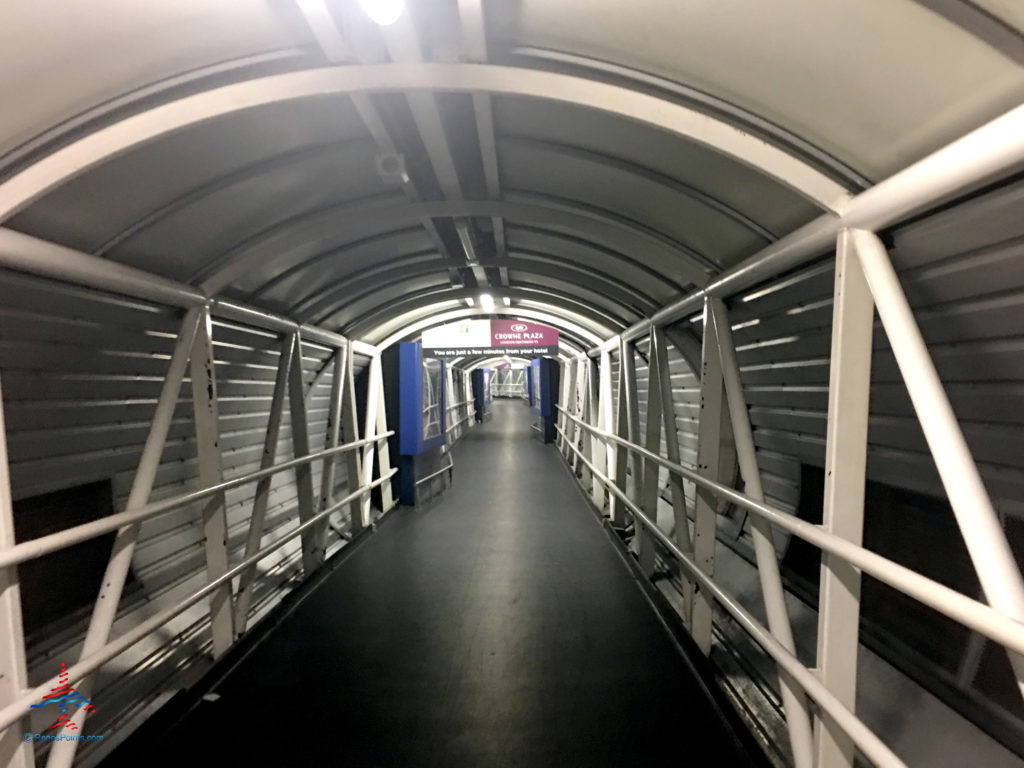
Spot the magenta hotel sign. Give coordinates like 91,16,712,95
422,319,559,357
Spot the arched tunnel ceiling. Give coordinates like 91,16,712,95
2,0,1024,349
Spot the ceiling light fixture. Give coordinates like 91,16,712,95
358,0,404,26
479,294,495,312
502,297,511,306
465,297,474,307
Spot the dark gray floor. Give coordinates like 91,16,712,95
110,400,755,767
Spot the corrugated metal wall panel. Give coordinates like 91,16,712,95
0,271,371,763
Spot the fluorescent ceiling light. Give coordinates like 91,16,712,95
502,297,511,306
479,293,495,312
358,0,404,26
465,297,474,307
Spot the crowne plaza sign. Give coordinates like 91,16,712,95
422,319,558,357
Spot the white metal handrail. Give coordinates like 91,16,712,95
556,425,906,768
0,432,395,570
0,467,397,734
556,406,1024,657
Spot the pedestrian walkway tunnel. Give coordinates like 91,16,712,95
2,2,1024,767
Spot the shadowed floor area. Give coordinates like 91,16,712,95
103,399,757,767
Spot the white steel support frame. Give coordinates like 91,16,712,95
647,328,694,614
849,228,1024,702
286,333,323,573
589,360,602,512
356,354,396,529
0,373,32,768
691,308,726,655
557,358,577,459
816,230,874,768
46,308,201,767
581,358,598,491
576,359,590,473
316,346,347,563
189,307,236,660
707,298,814,768
620,340,642,514
341,348,365,533
591,351,613,511
234,333,295,634
612,340,641,529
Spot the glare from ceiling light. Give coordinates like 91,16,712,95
479,293,495,312
465,297,474,307
502,297,511,306
358,0,404,26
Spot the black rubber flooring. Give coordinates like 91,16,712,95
109,400,755,767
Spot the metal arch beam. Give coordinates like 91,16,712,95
908,0,1024,65
339,284,636,340
91,136,379,256
251,225,433,305
0,63,852,233
503,229,691,293
501,136,778,242
197,193,712,295
503,191,717,273
268,211,692,322
302,250,658,328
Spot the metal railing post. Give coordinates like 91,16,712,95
234,333,294,633
358,355,383,526
342,352,364,531
618,339,641,508
707,298,814,768
816,230,874,768
0,373,33,768
651,327,694,616
639,333,667,576
589,358,602,514
287,333,322,572
691,303,726,654
592,350,613,511
374,361,395,514
850,227,1024,701
190,307,235,659
316,346,347,556
45,308,201,768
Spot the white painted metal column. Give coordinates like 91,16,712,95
234,333,294,633
316,346,347,555
851,227,1024,701
358,354,383,527
341,347,364,532
46,308,201,768
639,334,667,576
691,303,726,655
599,351,616,490
650,328,690,553
373,365,395,514
190,307,235,659
0,373,33,768
287,333,322,572
816,231,874,768
591,351,613,510
708,298,813,768
618,338,642,509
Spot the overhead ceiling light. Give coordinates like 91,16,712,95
502,297,511,306
358,0,404,26
465,297,474,307
479,293,495,312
